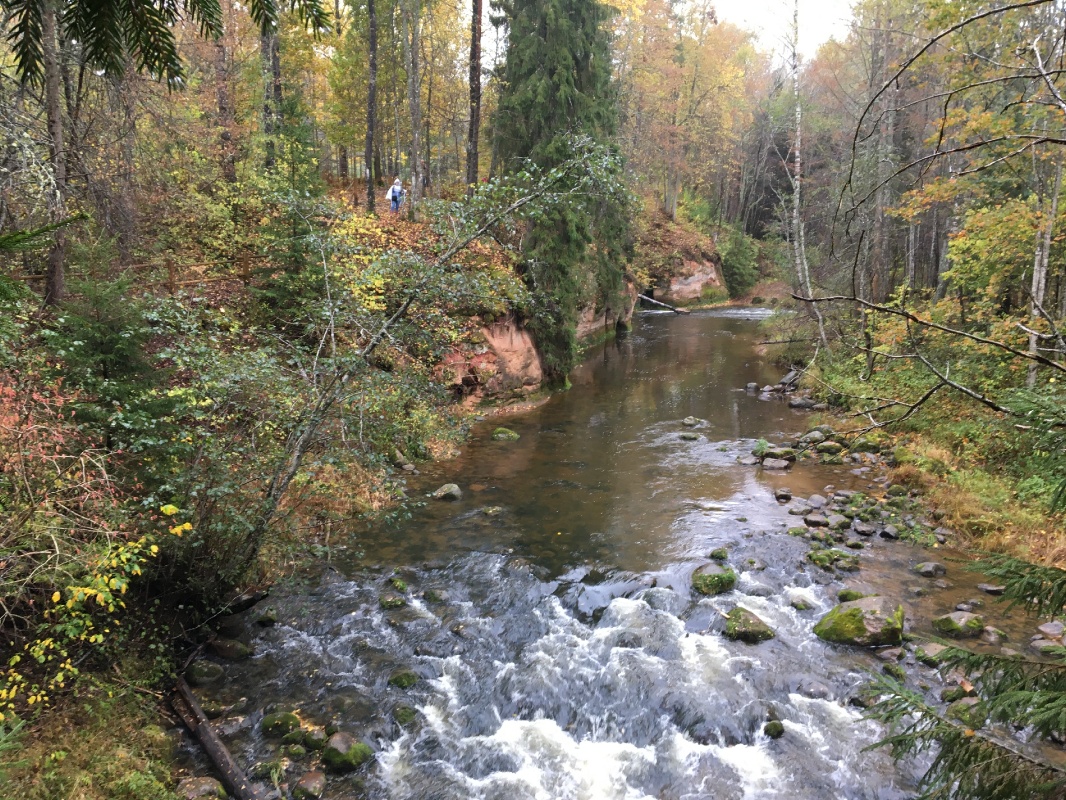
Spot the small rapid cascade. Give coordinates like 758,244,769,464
189,309,1026,799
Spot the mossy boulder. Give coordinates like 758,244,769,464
186,659,225,688
432,483,462,501
850,436,883,453
815,441,843,455
388,670,419,689
388,576,408,592
709,547,729,561
946,697,984,728
763,720,785,739
379,593,406,610
807,548,860,572
209,638,253,661
492,427,520,441
763,447,796,461
932,611,985,638
293,770,326,800
393,706,417,726
915,642,950,666
305,728,328,750
692,564,737,596
261,711,301,737
724,608,775,643
321,732,373,773
680,431,700,441
813,596,905,647
837,589,868,603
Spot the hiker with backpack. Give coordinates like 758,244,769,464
386,178,404,212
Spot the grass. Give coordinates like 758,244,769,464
0,670,181,800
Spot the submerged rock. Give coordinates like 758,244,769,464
977,583,1005,595
914,562,947,578
774,487,792,502
186,659,225,688
432,483,462,501
209,638,252,661
682,416,702,427
737,455,761,466
293,770,327,799
322,732,373,772
761,458,791,471
813,596,905,647
763,720,785,739
724,607,775,643
692,564,737,595
261,711,301,737
492,427,521,441
680,431,700,441
177,777,226,799
932,611,985,638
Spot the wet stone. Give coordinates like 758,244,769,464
933,611,985,638
807,494,827,509
692,563,737,595
981,627,1006,646
186,659,225,688
827,515,850,531
1031,639,1062,654
681,416,701,427
763,720,786,739
914,562,947,578
293,771,327,800
852,521,876,536
916,642,949,665
1038,621,1065,639
762,458,791,470
977,583,1006,595
804,514,828,528
322,732,373,773
737,455,761,466
789,505,813,516
880,525,900,540
875,647,904,662
432,483,462,501
774,487,792,502
177,777,226,799
680,432,700,441
724,607,775,643
813,596,905,647
209,638,252,661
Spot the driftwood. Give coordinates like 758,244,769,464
638,294,690,314
172,677,264,800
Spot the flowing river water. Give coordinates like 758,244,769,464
191,308,1050,800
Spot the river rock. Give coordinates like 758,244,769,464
692,563,737,595
799,430,826,445
977,583,1005,595
737,455,761,466
763,447,796,461
852,521,876,536
827,514,850,531
262,711,301,737
177,777,226,799
1031,638,1062,654
725,607,774,643
981,627,1006,645
932,611,985,638
322,732,373,772
813,596,905,647
807,494,827,509
745,382,758,392
880,525,900,540
788,396,816,409
1038,621,1065,639
762,458,791,471
186,659,225,688
763,720,785,738
432,484,462,501
680,431,700,441
774,487,792,502
816,441,844,455
914,562,947,578
682,416,701,427
209,638,253,660
293,770,327,799
915,642,950,665
789,505,812,515
804,514,828,527
492,427,520,441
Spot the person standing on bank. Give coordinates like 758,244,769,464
386,177,403,212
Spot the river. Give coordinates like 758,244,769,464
191,308,1043,800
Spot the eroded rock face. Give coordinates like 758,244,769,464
656,258,722,305
813,596,905,647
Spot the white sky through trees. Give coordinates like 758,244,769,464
714,0,854,57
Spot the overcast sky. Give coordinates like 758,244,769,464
713,0,855,57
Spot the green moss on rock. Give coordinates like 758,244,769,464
813,597,904,647
724,608,775,643
261,711,301,737
692,565,737,596
388,670,419,689
492,427,521,441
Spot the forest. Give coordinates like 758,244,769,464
0,0,1065,797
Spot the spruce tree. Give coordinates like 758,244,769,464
493,0,629,385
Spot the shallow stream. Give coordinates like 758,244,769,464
192,309,1052,799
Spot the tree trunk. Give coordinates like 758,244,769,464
365,0,377,211
216,6,237,183
466,0,482,196
1028,161,1063,387
402,0,422,219
789,0,827,347
42,1,66,306
261,32,282,170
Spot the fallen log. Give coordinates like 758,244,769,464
638,294,690,314
172,677,264,800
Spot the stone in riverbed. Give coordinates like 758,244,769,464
932,611,985,638
763,720,785,739
915,642,950,665
827,514,850,531
322,732,373,772
803,514,828,527
709,547,729,561
774,487,792,502
880,525,900,540
432,483,462,501
799,430,826,445
492,427,520,441
977,583,1005,595
737,455,761,466
1037,621,1065,639
816,441,844,455
763,447,796,460
724,607,775,643
914,562,947,578
177,777,226,799
388,670,419,689
209,637,252,660
692,564,737,595
813,596,905,647
293,770,327,799
852,521,876,536
682,416,702,427
807,494,827,508
186,659,225,688
262,711,301,737
761,458,790,470
680,432,700,441
379,593,406,610
1031,638,1063,654
789,396,816,409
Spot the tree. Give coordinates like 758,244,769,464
493,0,629,383
366,0,379,211
466,0,482,196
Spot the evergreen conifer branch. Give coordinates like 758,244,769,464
971,555,1066,619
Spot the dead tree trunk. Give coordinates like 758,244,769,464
42,2,67,305
466,0,482,197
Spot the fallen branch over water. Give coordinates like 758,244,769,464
171,677,263,800
639,294,690,314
